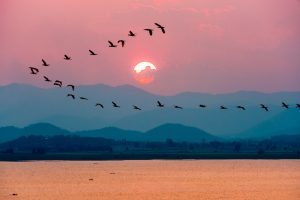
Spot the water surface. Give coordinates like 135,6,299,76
0,160,299,200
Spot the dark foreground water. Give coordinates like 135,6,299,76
0,160,299,200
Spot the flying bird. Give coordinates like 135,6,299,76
133,105,142,110
237,106,246,110
29,67,39,75
43,76,52,82
80,97,88,100
220,106,227,110
174,105,183,109
154,23,165,34
282,102,289,109
112,101,120,108
108,41,117,47
67,84,75,91
95,103,104,108
64,54,71,60
157,101,164,107
54,80,62,87
67,94,75,99
117,40,125,47
128,31,136,37
42,59,49,66
296,104,300,108
89,50,97,55
260,104,269,111
199,104,207,108
144,29,153,36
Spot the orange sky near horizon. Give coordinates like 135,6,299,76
0,0,299,95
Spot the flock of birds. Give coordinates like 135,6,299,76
28,22,300,112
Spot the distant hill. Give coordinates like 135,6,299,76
237,109,300,138
0,123,217,143
1,83,299,135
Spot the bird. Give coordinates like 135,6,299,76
43,76,52,82
297,104,300,108
67,84,75,91
144,28,153,36
42,59,49,66
108,40,117,47
89,178,94,181
67,94,75,99
260,104,269,111
199,104,207,108
128,30,136,37
54,80,62,87
80,97,88,100
237,106,246,110
11,193,18,196
89,49,97,55
29,67,39,75
157,101,164,107
282,102,289,109
112,101,120,108
133,105,141,110
64,54,71,60
220,106,227,110
154,23,165,34
174,105,183,109
95,103,104,108
117,40,125,47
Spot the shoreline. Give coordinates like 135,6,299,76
1,152,299,161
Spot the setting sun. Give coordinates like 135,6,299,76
133,61,157,84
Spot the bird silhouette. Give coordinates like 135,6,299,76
108,41,117,47
64,54,71,60
118,40,125,47
80,97,88,100
67,94,75,99
144,29,153,36
296,104,300,108
237,106,246,110
95,103,104,108
112,101,120,108
157,101,164,107
199,104,207,108
154,23,165,34
89,50,97,55
128,31,136,37
42,59,49,66
54,80,62,87
67,84,75,91
43,76,51,82
282,102,289,109
174,105,183,109
220,106,227,110
89,178,94,181
29,67,39,75
11,193,18,196
133,105,142,110
260,104,269,111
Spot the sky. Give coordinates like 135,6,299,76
0,0,300,95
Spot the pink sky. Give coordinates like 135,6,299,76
0,0,300,95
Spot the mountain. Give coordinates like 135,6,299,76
1,83,299,135
0,123,217,143
0,123,71,143
144,123,216,142
237,109,300,138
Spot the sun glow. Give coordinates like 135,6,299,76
133,61,157,84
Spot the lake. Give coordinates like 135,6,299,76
0,160,299,200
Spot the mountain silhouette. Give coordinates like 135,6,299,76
1,84,300,135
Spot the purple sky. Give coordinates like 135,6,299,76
1,0,300,95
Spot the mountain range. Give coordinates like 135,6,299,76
0,83,299,137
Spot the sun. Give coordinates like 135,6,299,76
133,61,157,84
